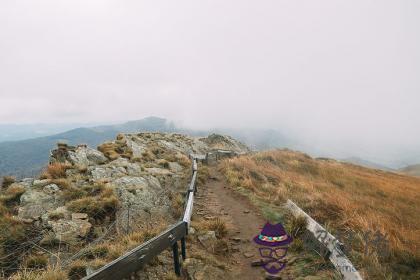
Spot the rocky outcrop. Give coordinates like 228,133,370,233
5,132,249,278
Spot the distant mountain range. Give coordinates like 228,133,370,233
0,117,296,178
0,123,94,142
0,117,179,178
341,157,394,171
399,164,420,177
1,116,419,179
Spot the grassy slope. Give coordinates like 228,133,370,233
0,117,174,178
219,149,420,279
400,164,420,177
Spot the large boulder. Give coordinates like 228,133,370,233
18,190,56,220
68,146,108,166
112,176,170,231
47,213,91,243
124,136,147,158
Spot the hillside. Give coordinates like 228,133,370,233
0,117,177,178
0,123,89,142
220,150,420,279
400,164,420,177
0,117,296,179
0,132,249,279
341,157,394,171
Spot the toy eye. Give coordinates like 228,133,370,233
274,247,288,258
259,248,272,257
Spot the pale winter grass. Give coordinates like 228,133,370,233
219,149,420,279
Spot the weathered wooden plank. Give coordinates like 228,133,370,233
190,154,206,161
285,200,363,280
192,159,198,172
183,192,194,225
188,171,197,192
83,221,187,280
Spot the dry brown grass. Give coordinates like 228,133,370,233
2,176,15,188
193,218,228,238
220,149,420,279
66,186,119,220
0,184,25,206
89,222,167,262
40,163,71,179
98,142,121,160
197,164,210,185
98,138,133,161
9,266,68,280
169,192,184,218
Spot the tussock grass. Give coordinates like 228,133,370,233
0,184,25,206
219,149,420,279
9,267,68,280
23,255,49,270
98,138,133,161
2,175,15,188
169,192,184,218
40,163,71,179
66,186,119,220
197,165,210,185
193,218,228,238
0,212,33,275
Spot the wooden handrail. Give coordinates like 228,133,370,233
83,156,203,279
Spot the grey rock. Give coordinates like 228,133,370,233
124,137,146,158
90,166,127,180
18,190,56,220
43,184,60,194
112,176,169,231
68,146,107,166
48,218,92,243
197,231,217,249
168,162,183,172
20,178,34,189
107,158,142,176
145,168,172,175
183,258,225,280
33,179,51,188
189,227,196,235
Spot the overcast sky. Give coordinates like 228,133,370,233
0,1,419,164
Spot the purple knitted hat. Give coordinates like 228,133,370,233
253,222,293,247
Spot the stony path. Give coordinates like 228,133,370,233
194,166,267,279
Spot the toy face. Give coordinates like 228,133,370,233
258,246,289,274
259,247,288,259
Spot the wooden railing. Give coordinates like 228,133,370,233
285,200,363,280
83,156,201,280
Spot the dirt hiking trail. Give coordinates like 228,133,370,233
194,166,271,279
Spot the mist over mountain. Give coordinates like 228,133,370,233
0,117,178,178
0,117,299,178
400,164,420,177
341,157,394,171
1,116,419,178
0,123,92,142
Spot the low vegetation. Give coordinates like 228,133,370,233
220,149,420,279
40,163,71,179
98,135,133,160
66,186,119,221
2,175,16,188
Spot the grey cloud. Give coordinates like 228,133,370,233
0,0,419,166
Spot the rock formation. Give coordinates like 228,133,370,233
0,132,248,279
